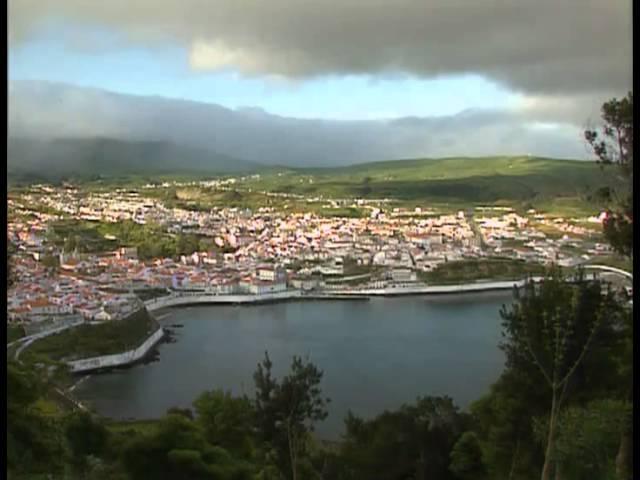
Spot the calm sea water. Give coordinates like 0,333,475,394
75,292,512,439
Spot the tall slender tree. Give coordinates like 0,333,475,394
584,92,633,257
585,92,634,480
500,268,622,480
253,352,329,480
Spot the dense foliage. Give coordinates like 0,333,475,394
47,219,210,260
419,257,545,284
253,353,330,480
584,92,633,256
499,269,628,480
21,308,158,363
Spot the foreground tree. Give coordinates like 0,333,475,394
532,398,631,479
500,268,623,480
120,413,254,480
449,431,487,480
585,92,634,480
613,307,633,480
584,92,633,257
65,411,110,474
7,361,68,476
253,352,330,480
193,389,255,457
470,368,547,480
340,396,466,480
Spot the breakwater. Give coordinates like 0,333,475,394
66,326,165,374
328,277,544,296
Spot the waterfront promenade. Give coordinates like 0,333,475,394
145,290,304,311
327,277,544,296
144,278,543,311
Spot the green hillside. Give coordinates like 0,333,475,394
8,150,616,216
243,156,612,213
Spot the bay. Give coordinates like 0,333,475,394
75,291,512,439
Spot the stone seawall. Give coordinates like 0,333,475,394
143,279,544,312
66,327,165,374
330,277,544,296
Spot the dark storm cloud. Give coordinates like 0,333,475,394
8,0,632,95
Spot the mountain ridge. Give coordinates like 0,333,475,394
7,136,260,183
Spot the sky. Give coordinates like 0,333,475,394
7,0,633,164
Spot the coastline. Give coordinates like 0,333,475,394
17,279,539,375
144,277,540,311
67,277,539,377
66,326,165,374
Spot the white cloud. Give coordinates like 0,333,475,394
189,40,256,71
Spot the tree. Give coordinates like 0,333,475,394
341,409,416,480
41,253,59,270
584,92,633,256
193,389,255,457
612,307,633,480
532,398,631,480
65,411,110,473
120,413,254,480
500,268,622,480
340,396,466,480
253,352,330,480
411,396,468,480
585,92,634,480
167,406,195,420
360,177,373,196
177,234,201,256
471,375,546,480
7,361,68,476
450,432,486,480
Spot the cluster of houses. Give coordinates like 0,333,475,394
477,210,610,266
8,257,143,324
7,185,613,326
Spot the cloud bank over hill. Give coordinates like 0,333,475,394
9,80,592,168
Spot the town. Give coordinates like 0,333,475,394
8,181,615,328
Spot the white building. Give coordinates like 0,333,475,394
390,268,417,282
257,267,276,282
94,309,112,321
247,280,287,295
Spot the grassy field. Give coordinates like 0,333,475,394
419,258,547,284
14,156,619,218
582,254,633,272
7,324,26,344
238,157,610,211
129,156,613,217
21,308,159,363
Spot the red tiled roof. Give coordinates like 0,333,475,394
27,298,52,308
